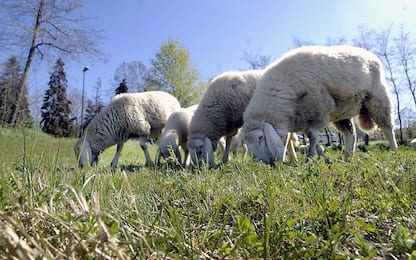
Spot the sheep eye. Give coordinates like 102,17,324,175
258,135,264,142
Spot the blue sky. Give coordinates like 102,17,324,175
28,0,416,104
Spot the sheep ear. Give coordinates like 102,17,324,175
204,137,215,166
79,140,92,167
263,122,285,161
204,137,212,157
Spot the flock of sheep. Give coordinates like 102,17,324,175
74,45,413,169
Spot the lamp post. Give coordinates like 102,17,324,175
79,66,89,137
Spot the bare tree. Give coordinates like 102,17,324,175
394,26,416,110
241,50,271,69
0,0,105,127
354,25,405,143
292,37,316,47
113,61,148,92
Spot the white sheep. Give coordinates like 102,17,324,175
186,70,264,167
242,45,398,164
187,69,298,167
411,138,416,151
156,105,198,166
74,91,181,168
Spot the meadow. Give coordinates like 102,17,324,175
0,127,415,259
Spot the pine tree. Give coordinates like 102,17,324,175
0,55,30,127
40,58,72,137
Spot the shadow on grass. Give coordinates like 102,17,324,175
118,164,145,172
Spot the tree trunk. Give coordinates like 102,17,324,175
383,52,404,144
9,0,44,127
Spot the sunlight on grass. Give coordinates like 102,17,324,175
0,128,415,258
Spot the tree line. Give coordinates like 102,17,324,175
0,0,415,142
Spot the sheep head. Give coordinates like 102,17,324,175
242,121,286,165
187,137,215,168
74,138,99,167
157,144,182,165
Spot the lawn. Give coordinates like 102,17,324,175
0,128,415,259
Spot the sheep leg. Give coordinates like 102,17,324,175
241,144,248,160
222,136,232,163
140,137,153,167
316,144,330,164
307,130,320,159
380,127,398,151
156,149,162,166
285,133,298,163
334,119,356,160
111,143,124,169
183,147,191,167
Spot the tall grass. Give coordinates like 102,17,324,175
0,128,415,259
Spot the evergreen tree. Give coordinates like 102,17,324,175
40,58,72,137
0,55,30,127
115,78,128,95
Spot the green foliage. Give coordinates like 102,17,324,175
0,128,415,258
40,58,73,137
0,55,30,127
146,39,205,107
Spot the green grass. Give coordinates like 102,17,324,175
0,128,415,259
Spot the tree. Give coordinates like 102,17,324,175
241,50,271,69
0,55,30,127
113,61,148,92
394,26,416,110
40,58,72,137
0,0,104,127
146,39,203,107
115,79,128,95
83,78,105,130
353,25,405,144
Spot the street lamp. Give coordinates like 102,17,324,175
79,66,89,137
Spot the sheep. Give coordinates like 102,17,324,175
187,69,298,167
411,138,416,151
156,105,198,166
74,91,181,168
242,45,398,164
186,70,263,167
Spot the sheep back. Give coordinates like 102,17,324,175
244,45,393,137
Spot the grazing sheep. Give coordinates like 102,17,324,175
187,69,272,167
411,138,416,151
74,91,181,168
156,105,198,166
242,45,398,164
